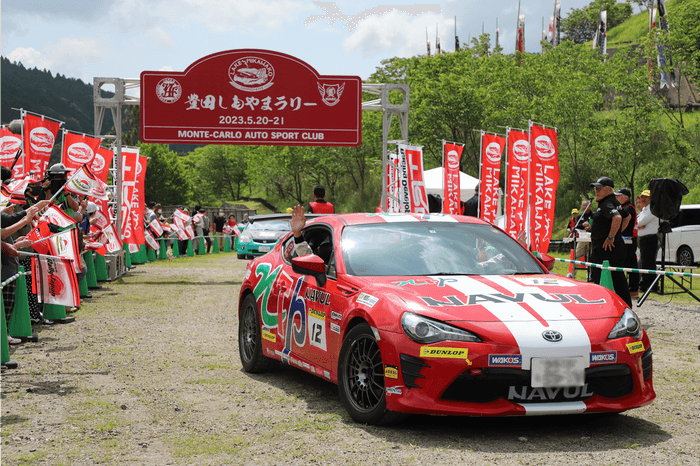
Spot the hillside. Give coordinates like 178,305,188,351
0,57,115,134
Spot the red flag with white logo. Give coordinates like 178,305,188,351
132,156,148,244
479,134,505,224
92,147,113,184
529,124,559,254
23,113,61,179
386,152,401,213
120,148,140,243
442,143,464,214
63,164,108,200
98,223,123,254
61,131,102,172
47,226,82,274
505,130,530,240
404,145,429,214
0,126,23,177
39,204,77,228
31,255,80,307
144,230,160,251
149,218,164,237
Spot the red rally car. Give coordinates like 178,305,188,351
238,213,655,424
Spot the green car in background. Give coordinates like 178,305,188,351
236,214,292,260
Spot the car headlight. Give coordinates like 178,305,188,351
401,312,482,344
240,234,251,243
608,308,643,340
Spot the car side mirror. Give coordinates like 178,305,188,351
291,254,327,287
537,253,556,271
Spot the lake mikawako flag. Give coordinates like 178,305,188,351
32,255,80,307
529,124,559,254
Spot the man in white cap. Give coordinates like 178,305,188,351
637,189,659,293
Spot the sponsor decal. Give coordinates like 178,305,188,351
356,293,378,307
420,346,472,364
627,341,645,354
386,386,403,395
508,384,594,401
420,293,605,307
252,262,282,327
384,365,399,379
308,308,327,351
244,268,251,280
156,77,182,104
331,311,342,320
318,82,345,106
262,330,277,343
489,354,523,366
513,277,575,287
228,56,275,92
542,330,563,342
324,371,330,379
305,287,331,306
330,323,340,334
590,351,617,364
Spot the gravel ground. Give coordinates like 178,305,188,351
1,252,699,465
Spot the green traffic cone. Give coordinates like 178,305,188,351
600,260,615,292
123,244,133,268
8,267,38,342
138,244,146,263
212,236,220,254
173,239,180,258
95,253,109,281
43,303,75,323
147,246,157,261
186,239,194,257
85,251,99,289
130,245,142,264
2,297,18,368
198,237,206,255
223,235,231,252
158,239,168,259
79,272,89,297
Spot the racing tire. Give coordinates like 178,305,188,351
677,246,694,267
238,294,278,373
337,323,407,425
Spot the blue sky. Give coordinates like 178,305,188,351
2,0,612,84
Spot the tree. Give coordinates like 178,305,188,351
140,143,193,205
561,0,633,44
189,145,249,201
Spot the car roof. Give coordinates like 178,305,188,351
304,212,489,227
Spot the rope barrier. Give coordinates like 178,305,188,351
553,257,700,279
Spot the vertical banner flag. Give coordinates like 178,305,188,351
443,143,464,214
516,14,525,53
0,126,23,174
23,113,61,179
529,124,559,254
553,1,561,47
403,145,429,214
479,133,505,224
132,156,148,245
92,147,113,184
120,147,140,243
505,129,530,239
61,131,102,172
32,255,80,307
655,0,674,88
386,151,401,213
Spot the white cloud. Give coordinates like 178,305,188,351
6,47,53,70
159,65,174,71
8,38,107,81
146,26,175,48
342,11,454,59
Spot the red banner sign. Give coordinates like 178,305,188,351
442,143,463,214
479,134,505,224
140,49,361,146
400,145,429,214
92,147,113,184
529,125,560,253
0,126,23,175
23,114,61,179
505,130,530,239
61,131,102,172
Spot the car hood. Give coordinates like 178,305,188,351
352,274,624,323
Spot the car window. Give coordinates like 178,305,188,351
249,219,291,231
282,225,336,279
341,222,544,276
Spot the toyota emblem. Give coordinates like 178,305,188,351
542,330,563,342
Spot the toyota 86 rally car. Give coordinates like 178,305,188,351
237,213,655,425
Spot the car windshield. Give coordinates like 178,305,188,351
341,222,545,276
248,219,291,232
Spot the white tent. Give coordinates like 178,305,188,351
423,167,502,216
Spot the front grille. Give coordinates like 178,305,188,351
441,365,634,403
253,238,277,244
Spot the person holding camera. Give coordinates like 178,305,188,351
41,163,82,221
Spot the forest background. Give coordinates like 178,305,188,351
2,0,700,238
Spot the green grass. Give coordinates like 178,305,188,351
168,434,249,458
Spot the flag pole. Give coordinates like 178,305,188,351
477,130,484,219
504,127,511,233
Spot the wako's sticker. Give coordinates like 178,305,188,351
356,293,378,307
627,341,645,354
420,346,472,364
590,351,617,364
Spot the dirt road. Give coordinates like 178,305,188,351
2,253,699,465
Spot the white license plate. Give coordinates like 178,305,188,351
531,357,585,388
258,245,271,252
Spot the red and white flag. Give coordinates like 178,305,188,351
0,126,23,177
516,14,525,53
505,129,530,240
529,124,560,254
479,133,505,224
61,131,102,172
98,223,123,254
91,147,113,184
31,255,80,307
25,220,56,255
386,152,401,213
39,204,77,228
185,225,195,240
149,218,164,237
128,243,140,254
23,113,61,179
144,230,160,251
397,144,428,214
0,184,11,207
120,147,142,244
63,164,108,200
442,143,464,214
47,226,82,274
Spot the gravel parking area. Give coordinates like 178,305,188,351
2,253,699,465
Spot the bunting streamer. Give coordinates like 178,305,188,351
529,124,560,254
505,129,530,239
479,133,505,224
442,142,464,215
